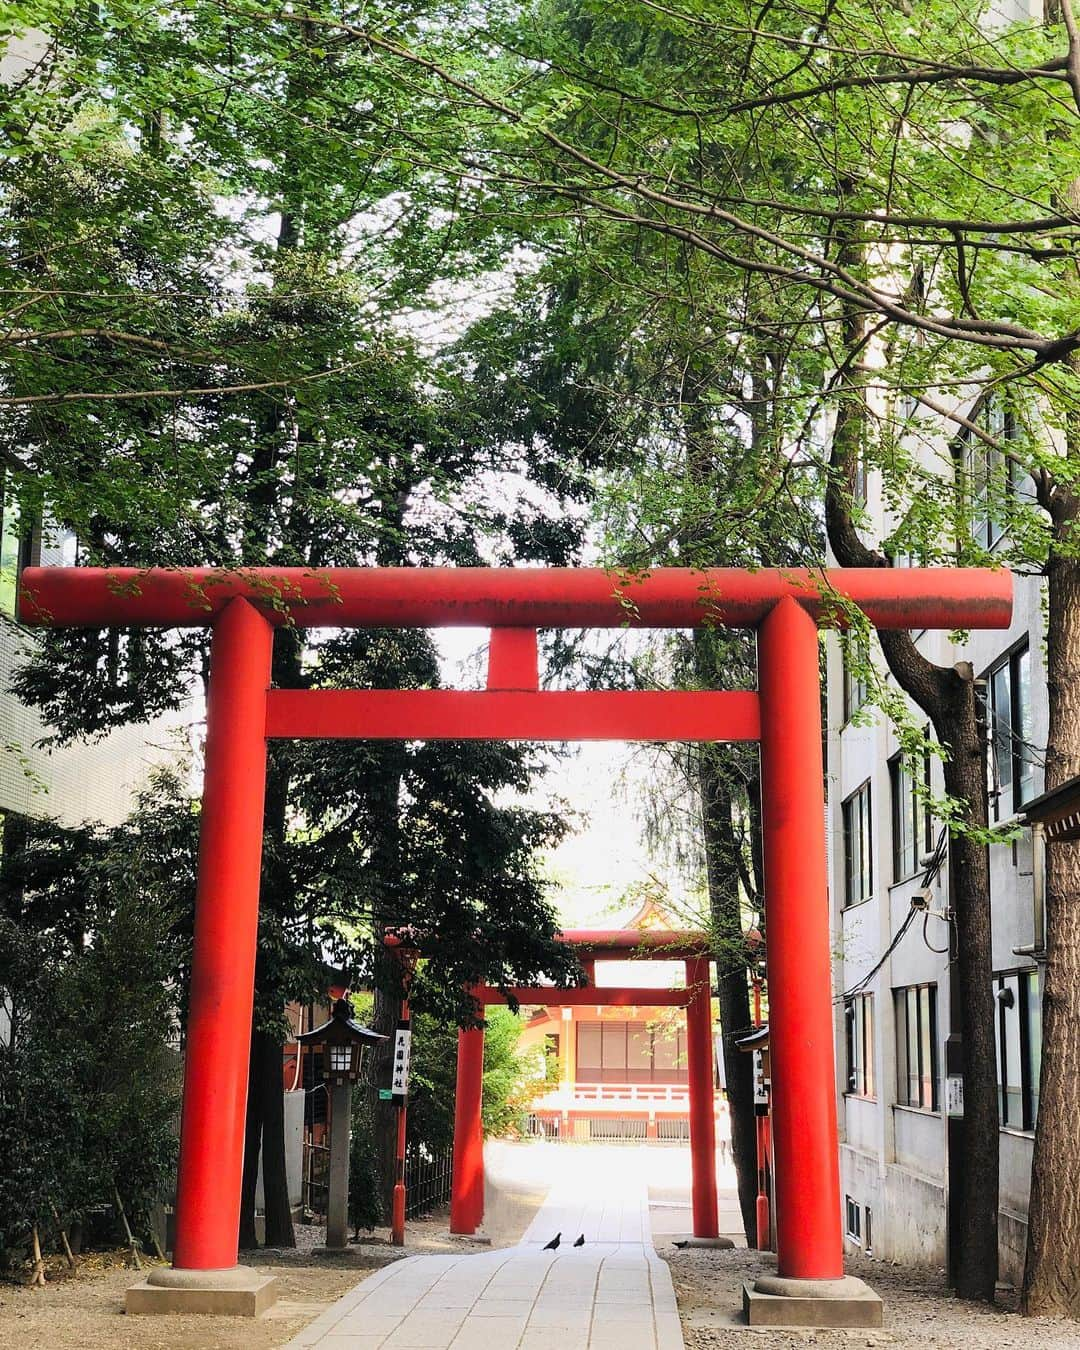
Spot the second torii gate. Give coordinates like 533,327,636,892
450,928,720,1240
17,563,1011,1324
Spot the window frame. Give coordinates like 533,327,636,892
894,982,939,1112
575,1019,688,1085
842,781,873,908
845,1196,862,1243
985,641,1036,820
844,991,875,1099
843,659,868,724
957,397,1017,554
889,746,932,883
994,968,1041,1133
841,638,869,724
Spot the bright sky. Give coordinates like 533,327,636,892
434,627,704,957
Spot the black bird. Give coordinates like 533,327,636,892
573,1234,585,1248
543,1232,561,1251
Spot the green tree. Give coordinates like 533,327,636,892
0,787,190,1270
1,0,612,1244
406,1005,548,1151
278,0,1080,1305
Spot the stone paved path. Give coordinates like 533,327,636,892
285,1149,684,1350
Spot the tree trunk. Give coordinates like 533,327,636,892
239,1032,261,1249
49,1202,76,1270
1019,235,1080,1311
29,1225,45,1287
257,1026,295,1247
1023,548,1080,1315
698,745,759,1244
365,739,408,1221
937,675,998,1301
371,984,399,1221
825,308,999,1298
114,1188,142,1269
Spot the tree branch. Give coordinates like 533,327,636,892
0,362,369,408
255,7,1079,363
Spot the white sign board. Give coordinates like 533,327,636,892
754,1049,769,1107
391,1027,412,1096
946,1075,964,1118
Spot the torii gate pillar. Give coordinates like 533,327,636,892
745,598,880,1325
685,956,719,1239
449,1026,486,1235
128,599,278,1315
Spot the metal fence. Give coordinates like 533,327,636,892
656,1118,690,1141
586,1116,648,1141
405,1142,454,1219
303,1140,330,1218
526,1113,694,1143
304,1139,452,1222
525,1113,561,1139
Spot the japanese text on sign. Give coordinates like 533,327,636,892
391,1027,412,1096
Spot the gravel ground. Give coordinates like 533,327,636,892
0,1246,362,1350
659,1244,1080,1349
0,1212,481,1350
0,1151,549,1350
19,1150,1072,1350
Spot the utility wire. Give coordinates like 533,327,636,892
922,909,951,954
837,826,951,1002
837,904,920,1004
918,825,953,954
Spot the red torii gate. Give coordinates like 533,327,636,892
19,564,1011,1321
450,928,719,1240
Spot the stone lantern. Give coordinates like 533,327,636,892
298,998,385,1250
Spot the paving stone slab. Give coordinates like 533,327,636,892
283,1149,685,1350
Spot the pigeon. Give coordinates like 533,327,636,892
543,1232,561,1251
573,1234,585,1248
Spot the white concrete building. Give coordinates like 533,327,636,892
826,431,1045,1286
0,512,183,845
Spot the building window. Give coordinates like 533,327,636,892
843,658,867,723
844,992,875,1098
890,748,932,882
960,397,1017,552
894,983,938,1111
845,1196,862,1242
842,782,873,907
576,1019,688,1085
0,472,39,620
853,451,868,511
841,635,869,723
0,476,20,618
987,644,1036,820
995,969,1042,1132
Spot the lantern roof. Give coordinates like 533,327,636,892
297,998,386,1048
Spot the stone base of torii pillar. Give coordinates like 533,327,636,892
126,1266,278,1317
742,1273,883,1327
